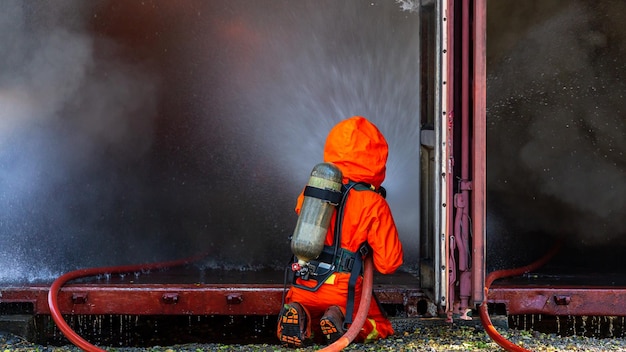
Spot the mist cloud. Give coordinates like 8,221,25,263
0,1,158,282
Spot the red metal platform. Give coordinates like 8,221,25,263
5,267,626,318
488,272,626,317
0,266,428,318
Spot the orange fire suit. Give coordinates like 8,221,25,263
285,116,404,342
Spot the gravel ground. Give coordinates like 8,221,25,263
3,318,626,351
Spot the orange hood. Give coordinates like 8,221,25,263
323,116,388,188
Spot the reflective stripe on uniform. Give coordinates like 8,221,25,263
364,318,379,343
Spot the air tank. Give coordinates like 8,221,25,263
290,162,343,266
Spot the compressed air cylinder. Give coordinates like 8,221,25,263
290,162,343,266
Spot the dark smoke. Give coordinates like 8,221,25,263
487,0,626,268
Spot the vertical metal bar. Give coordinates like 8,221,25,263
444,0,455,317
472,0,487,305
433,0,450,311
453,0,472,319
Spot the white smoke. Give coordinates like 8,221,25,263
0,1,158,282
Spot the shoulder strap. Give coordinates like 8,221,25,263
337,181,381,327
345,181,386,198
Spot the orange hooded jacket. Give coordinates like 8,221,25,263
285,116,404,342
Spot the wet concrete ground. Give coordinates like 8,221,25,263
3,317,626,351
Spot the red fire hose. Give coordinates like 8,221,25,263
479,241,563,351
49,254,373,352
319,255,374,352
47,254,206,352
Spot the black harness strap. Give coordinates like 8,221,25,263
343,243,369,328
303,185,342,205
341,182,386,327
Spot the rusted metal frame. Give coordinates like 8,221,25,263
489,286,626,316
446,0,476,319
0,285,276,315
471,0,487,305
2,284,282,316
448,0,472,319
1,284,423,316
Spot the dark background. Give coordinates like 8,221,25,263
486,0,626,271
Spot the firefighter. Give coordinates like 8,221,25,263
277,116,404,347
